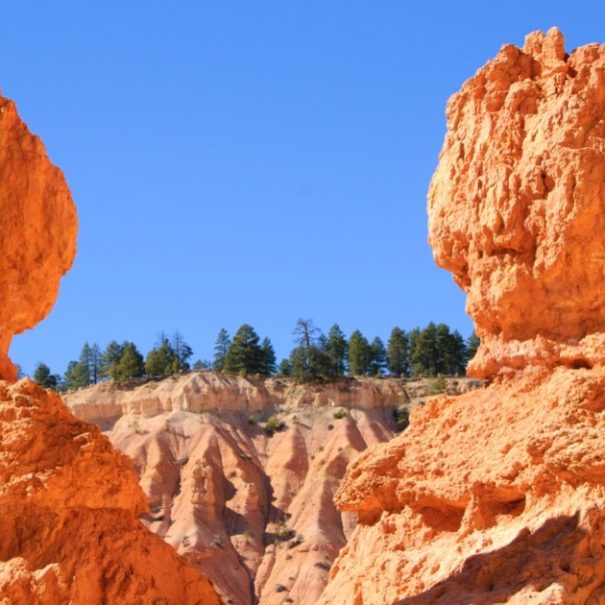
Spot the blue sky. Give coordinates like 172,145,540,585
3,1,603,375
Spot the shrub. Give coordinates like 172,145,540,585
327,423,334,431
332,409,347,419
264,415,286,436
393,407,410,431
429,374,447,395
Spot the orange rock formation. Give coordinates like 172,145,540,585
0,96,221,603
319,28,605,604
0,96,77,382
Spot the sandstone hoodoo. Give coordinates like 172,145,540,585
0,96,221,604
318,29,605,604
0,95,77,382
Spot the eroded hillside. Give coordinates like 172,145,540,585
66,373,479,604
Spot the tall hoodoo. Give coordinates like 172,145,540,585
0,96,77,381
429,27,605,377
0,95,221,603
319,29,605,605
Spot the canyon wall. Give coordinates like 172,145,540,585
66,374,480,604
318,28,605,604
0,94,221,604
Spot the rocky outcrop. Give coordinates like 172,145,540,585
66,375,479,604
428,27,605,379
0,379,221,604
0,95,221,603
318,29,605,604
0,96,77,381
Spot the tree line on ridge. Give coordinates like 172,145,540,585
32,320,480,391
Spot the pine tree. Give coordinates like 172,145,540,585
260,337,277,375
223,324,264,375
64,360,89,390
100,340,124,380
112,342,145,382
386,327,409,376
212,328,231,371
278,359,291,377
369,337,386,376
325,324,347,376
89,343,101,384
348,330,372,376
145,338,177,378
293,318,320,349
171,331,193,373
33,363,59,390
466,332,480,365
78,342,93,386
289,346,335,383
411,322,438,376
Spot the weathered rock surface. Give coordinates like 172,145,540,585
0,379,221,604
429,27,605,378
67,375,478,605
0,96,77,381
318,29,605,604
0,94,221,603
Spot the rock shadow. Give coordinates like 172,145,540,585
394,512,583,605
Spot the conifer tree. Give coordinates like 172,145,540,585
278,358,291,376
112,342,145,382
78,342,93,386
171,331,193,373
145,338,177,378
466,332,480,364
100,340,124,380
348,330,372,376
369,336,386,376
325,324,347,376
260,337,277,375
386,327,409,376
223,324,264,375
64,360,89,390
89,343,101,384
33,363,59,390
212,328,231,371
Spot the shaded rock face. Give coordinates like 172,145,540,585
318,29,605,605
0,95,221,603
428,28,605,378
0,96,77,381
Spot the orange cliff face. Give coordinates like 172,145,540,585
0,95,221,604
318,28,605,605
0,96,77,382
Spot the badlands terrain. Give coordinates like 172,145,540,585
65,373,479,605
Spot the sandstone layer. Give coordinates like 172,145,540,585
67,374,478,605
0,94,221,603
0,96,77,381
318,29,605,604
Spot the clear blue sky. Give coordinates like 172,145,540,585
2,1,601,375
